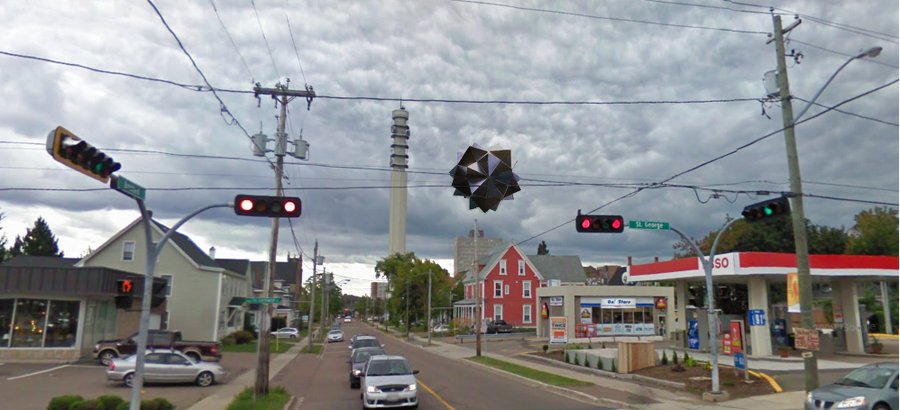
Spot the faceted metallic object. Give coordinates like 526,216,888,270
449,143,521,213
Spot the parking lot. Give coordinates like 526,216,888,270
0,352,258,410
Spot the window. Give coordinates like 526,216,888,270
122,242,135,261
0,299,13,348
504,285,509,295
160,275,173,296
499,260,507,275
494,281,503,298
161,311,170,330
518,260,525,275
11,299,48,348
44,300,80,348
523,281,532,298
523,305,532,323
494,305,503,321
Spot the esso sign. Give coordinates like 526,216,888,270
712,257,730,269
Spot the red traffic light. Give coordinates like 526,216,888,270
117,279,134,295
234,195,302,218
575,214,625,233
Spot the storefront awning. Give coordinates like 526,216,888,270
228,297,246,307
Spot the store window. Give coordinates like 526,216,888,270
44,300,80,348
0,299,13,348
11,299,48,348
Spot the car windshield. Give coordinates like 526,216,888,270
329,330,342,335
836,367,896,389
366,359,411,376
355,339,379,348
353,348,385,363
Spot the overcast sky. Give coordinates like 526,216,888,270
1,0,897,296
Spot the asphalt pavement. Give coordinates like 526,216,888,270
276,321,612,410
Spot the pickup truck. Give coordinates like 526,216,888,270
92,330,222,366
487,320,513,334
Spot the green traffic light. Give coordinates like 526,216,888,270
764,207,773,216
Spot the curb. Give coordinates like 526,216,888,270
633,374,686,389
463,357,634,409
700,361,783,394
870,333,899,339
518,352,633,379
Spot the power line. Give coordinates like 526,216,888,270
638,0,775,15
803,193,898,207
805,181,899,193
720,1,900,42
794,96,898,127
208,0,255,82
250,0,281,81
284,11,308,86
789,39,899,69
144,0,279,172
447,0,769,35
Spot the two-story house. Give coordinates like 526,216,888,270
77,213,248,342
454,241,587,328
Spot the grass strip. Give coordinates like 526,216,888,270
300,344,322,354
466,356,593,386
226,386,291,410
221,340,295,353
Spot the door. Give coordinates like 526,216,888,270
166,353,196,383
143,353,167,383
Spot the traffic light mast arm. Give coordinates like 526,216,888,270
667,217,740,395
129,200,231,410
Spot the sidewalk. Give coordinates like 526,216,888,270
370,323,807,410
185,336,309,410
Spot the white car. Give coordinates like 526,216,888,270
344,317,352,323
107,350,226,388
432,324,450,333
271,328,300,339
328,329,345,343
361,355,419,409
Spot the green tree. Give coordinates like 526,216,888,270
845,207,898,256
537,240,549,255
10,217,63,258
0,209,8,262
375,252,452,332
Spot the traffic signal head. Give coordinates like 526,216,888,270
575,214,624,233
46,126,121,183
117,279,135,295
742,195,791,224
233,195,302,218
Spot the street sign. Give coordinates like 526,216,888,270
794,328,820,350
111,175,146,201
246,297,281,304
749,309,766,326
733,352,746,370
628,220,670,230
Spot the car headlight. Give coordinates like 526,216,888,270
806,393,813,403
407,384,417,391
836,397,865,408
366,386,378,393
352,369,361,376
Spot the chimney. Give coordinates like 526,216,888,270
209,246,216,259
627,256,632,266
654,256,659,263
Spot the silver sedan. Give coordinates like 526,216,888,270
107,350,226,387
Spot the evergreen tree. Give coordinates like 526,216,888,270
10,217,63,257
537,240,549,255
0,210,7,262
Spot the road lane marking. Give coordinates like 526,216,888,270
418,380,457,410
7,364,70,380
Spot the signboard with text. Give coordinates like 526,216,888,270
549,296,564,306
688,320,700,349
794,328,820,350
549,317,568,344
749,309,766,326
730,321,744,354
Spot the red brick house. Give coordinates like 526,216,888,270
454,242,587,328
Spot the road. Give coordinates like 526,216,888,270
275,321,616,410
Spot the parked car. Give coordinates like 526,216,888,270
271,328,300,339
347,346,386,388
328,330,345,343
349,335,384,357
805,362,898,410
432,324,450,333
93,330,222,366
487,320,513,334
106,350,226,388
361,355,419,409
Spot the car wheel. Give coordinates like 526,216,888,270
100,351,118,366
196,371,214,387
872,404,889,410
290,335,297,338
186,352,201,363
123,372,134,388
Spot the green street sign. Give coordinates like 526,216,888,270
628,220,670,230
111,175,146,201
246,297,281,304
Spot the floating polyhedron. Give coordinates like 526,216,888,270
449,143,521,213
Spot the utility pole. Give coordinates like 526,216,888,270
427,269,433,345
252,82,315,396
406,279,411,340
308,241,318,354
321,267,328,336
771,14,818,392
474,219,482,357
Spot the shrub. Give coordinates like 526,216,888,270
683,351,691,362
144,398,175,410
661,351,669,365
230,330,255,345
602,341,607,349
48,395,84,410
115,402,129,410
598,358,604,370
703,362,712,371
222,336,237,346
672,350,679,365
685,357,698,367
96,395,125,410
587,344,593,349
584,356,591,368
70,400,100,410
611,360,617,373
542,344,549,353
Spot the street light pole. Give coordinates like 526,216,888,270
307,243,319,354
427,269,433,345
771,14,882,393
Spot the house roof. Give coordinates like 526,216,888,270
216,258,250,277
248,260,302,289
152,220,219,268
3,255,80,268
525,255,587,283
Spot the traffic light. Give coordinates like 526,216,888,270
46,126,121,183
233,195,302,218
742,195,791,224
151,280,168,309
575,214,625,233
115,279,134,310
